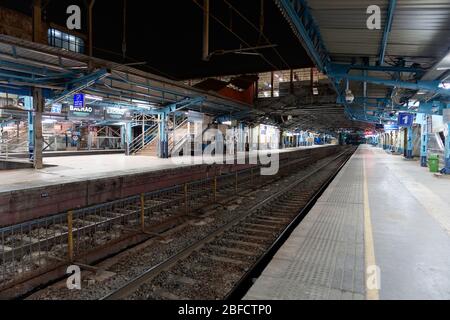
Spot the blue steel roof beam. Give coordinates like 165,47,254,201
73,87,168,108
82,88,228,116
332,73,449,97
275,0,330,72
379,0,397,65
109,73,247,113
0,85,32,96
329,63,424,75
0,69,74,84
353,97,406,111
110,73,188,102
48,68,110,106
161,97,206,115
100,82,181,104
0,60,77,78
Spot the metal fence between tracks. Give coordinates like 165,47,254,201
0,147,338,290
0,166,266,290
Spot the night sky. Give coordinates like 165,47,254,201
2,0,313,79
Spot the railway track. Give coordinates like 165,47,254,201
100,149,354,300
14,146,353,300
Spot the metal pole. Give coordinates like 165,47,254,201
270,71,274,97
290,69,294,94
202,0,210,61
88,0,95,69
419,114,428,167
406,126,413,159
32,88,43,169
173,113,176,151
443,109,450,174
142,115,145,149
32,0,42,44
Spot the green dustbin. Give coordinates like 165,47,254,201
428,154,440,173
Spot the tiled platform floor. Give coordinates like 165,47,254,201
245,145,450,300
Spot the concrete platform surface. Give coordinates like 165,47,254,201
0,145,324,193
0,145,335,227
244,145,450,300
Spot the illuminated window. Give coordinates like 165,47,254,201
48,28,85,53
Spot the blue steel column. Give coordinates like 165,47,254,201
418,113,428,167
239,122,245,152
444,122,450,174
23,96,34,161
123,122,132,155
158,113,168,158
442,109,450,174
406,126,413,159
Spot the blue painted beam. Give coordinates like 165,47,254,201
332,73,449,96
49,69,110,106
0,85,32,96
329,63,423,75
0,60,73,78
379,0,397,65
276,0,330,72
161,96,205,115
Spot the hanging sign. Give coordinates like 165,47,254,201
104,107,132,121
397,113,414,127
73,93,85,108
384,124,399,131
68,104,104,119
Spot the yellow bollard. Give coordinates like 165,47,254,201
140,193,145,232
67,211,74,262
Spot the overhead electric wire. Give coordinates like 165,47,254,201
191,0,282,71
222,0,291,70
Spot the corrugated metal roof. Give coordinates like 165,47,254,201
308,0,388,62
308,0,449,66
388,0,450,59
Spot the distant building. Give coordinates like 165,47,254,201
0,6,86,53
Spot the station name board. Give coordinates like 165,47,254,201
68,104,104,119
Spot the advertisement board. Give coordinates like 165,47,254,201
104,107,132,121
68,105,104,120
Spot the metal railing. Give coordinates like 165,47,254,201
0,164,263,290
0,141,28,160
129,125,158,155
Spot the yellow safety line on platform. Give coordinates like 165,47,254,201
363,153,380,300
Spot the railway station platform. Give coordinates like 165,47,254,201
0,145,330,226
245,145,450,300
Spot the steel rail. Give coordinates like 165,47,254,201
225,147,354,299
101,149,352,300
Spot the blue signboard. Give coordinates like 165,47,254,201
73,93,85,108
50,103,62,114
384,124,399,131
398,112,414,127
